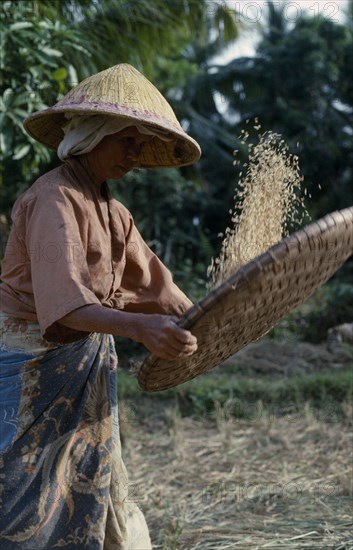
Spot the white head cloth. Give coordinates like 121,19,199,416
57,114,173,161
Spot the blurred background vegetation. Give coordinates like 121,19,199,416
1,0,352,351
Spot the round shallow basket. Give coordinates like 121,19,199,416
138,207,353,392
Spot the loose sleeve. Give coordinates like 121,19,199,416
24,187,101,337
117,210,193,317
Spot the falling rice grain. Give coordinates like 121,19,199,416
207,129,309,288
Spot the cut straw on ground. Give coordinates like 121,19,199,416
123,406,352,549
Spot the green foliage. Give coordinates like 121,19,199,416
0,1,92,212
117,364,352,421
33,0,239,82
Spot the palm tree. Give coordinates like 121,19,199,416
198,0,353,217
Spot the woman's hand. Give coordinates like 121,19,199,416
136,314,197,360
58,305,197,360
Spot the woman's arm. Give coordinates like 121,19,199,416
58,304,197,360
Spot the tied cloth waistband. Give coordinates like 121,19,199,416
0,311,56,353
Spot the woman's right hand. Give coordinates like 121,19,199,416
136,314,198,360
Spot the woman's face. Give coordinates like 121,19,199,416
85,126,155,182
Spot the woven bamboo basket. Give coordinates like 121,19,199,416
138,207,353,392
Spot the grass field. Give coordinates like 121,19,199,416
117,339,352,549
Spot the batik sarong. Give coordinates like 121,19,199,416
0,312,152,549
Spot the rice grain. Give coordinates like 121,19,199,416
208,128,308,288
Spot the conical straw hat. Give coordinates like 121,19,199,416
138,206,353,392
24,64,201,168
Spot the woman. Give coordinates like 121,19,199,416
0,64,200,549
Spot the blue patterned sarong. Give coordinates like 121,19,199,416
0,313,151,549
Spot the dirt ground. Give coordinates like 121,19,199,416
220,338,353,375
121,341,353,549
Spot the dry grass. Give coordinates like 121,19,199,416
208,127,309,288
122,403,352,549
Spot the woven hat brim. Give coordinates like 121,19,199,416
138,206,353,392
23,105,201,168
